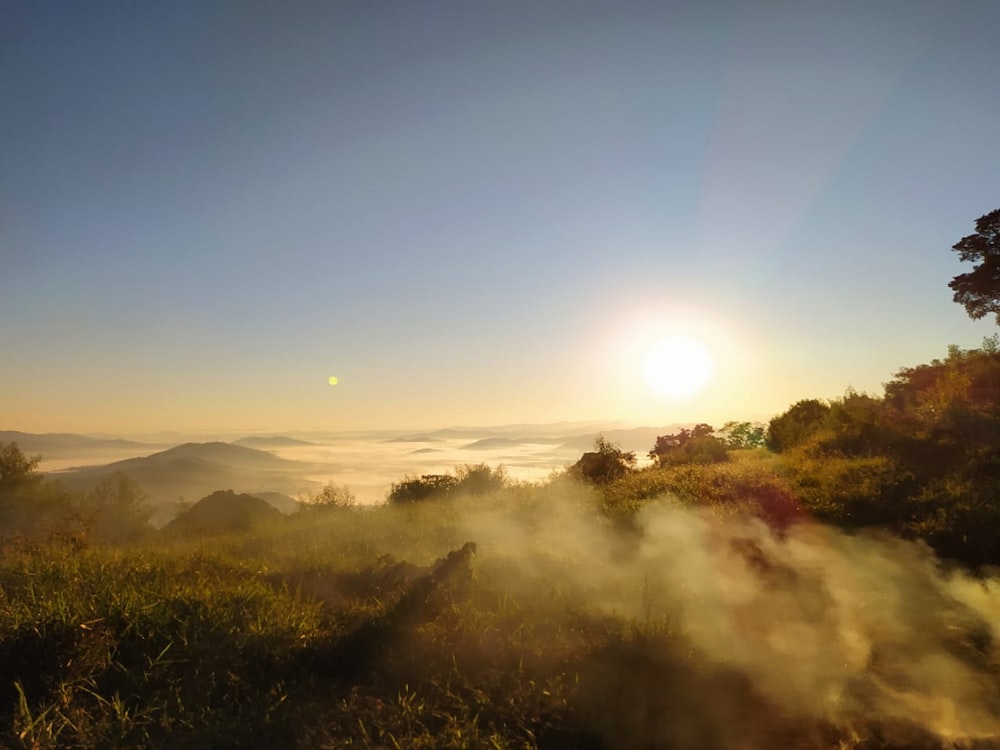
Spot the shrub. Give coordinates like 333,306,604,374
570,436,636,485
649,424,728,466
387,474,458,504
306,482,357,510
454,463,508,495
767,399,830,452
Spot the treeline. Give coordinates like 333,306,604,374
571,338,1000,568
0,446,152,547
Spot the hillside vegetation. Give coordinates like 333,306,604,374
2,343,1000,748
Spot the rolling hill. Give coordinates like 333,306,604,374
163,490,285,536
49,442,318,522
0,430,162,456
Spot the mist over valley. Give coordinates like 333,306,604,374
32,423,669,524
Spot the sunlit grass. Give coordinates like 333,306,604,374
3,455,1000,748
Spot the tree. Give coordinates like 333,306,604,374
767,400,830,452
308,482,357,510
649,424,728,466
454,463,508,495
387,474,458,504
79,471,152,542
949,208,1000,324
719,421,767,449
0,442,74,538
0,442,41,494
570,436,636,485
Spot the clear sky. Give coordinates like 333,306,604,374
2,1,999,435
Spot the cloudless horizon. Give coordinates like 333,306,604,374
3,1,999,435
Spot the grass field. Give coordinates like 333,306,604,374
3,468,1000,749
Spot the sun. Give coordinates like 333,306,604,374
641,335,714,400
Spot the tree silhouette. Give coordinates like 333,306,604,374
766,400,830,452
649,424,727,466
0,442,41,493
949,208,1000,324
571,436,636,484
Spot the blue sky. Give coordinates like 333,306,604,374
2,1,998,434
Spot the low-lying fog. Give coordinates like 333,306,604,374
34,425,660,506
268,437,579,501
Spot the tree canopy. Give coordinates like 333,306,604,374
949,208,1000,324
570,436,636,485
649,424,728,466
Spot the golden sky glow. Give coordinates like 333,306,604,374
2,3,998,436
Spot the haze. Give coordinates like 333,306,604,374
2,2,999,436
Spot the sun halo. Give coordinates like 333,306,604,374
641,335,714,400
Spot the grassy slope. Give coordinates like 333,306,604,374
2,472,1000,749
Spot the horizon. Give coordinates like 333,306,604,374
12,419,682,508
3,417,718,443
3,2,998,435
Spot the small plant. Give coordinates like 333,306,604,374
307,481,357,510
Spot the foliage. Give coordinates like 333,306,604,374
77,471,153,543
600,451,801,529
766,399,831,452
306,481,357,510
453,462,509,495
0,442,76,541
766,344,1000,565
387,463,509,504
569,436,636,485
948,207,1000,324
388,474,459,504
0,442,41,493
649,424,728,466
719,420,767,449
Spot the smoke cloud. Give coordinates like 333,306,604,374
452,486,1000,747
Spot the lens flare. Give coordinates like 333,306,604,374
328,376,339,386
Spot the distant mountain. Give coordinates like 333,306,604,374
0,430,159,455
234,436,317,448
462,437,525,450
163,490,284,536
81,442,301,472
50,442,318,517
383,434,441,443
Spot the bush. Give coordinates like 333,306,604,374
77,471,153,543
0,442,76,541
454,463,509,495
387,474,459,504
306,482,357,510
767,400,830,452
570,436,636,485
649,424,729,466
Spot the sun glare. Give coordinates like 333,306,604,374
642,335,714,400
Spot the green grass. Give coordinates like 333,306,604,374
3,484,1000,749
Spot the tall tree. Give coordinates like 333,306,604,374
949,208,1000,324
